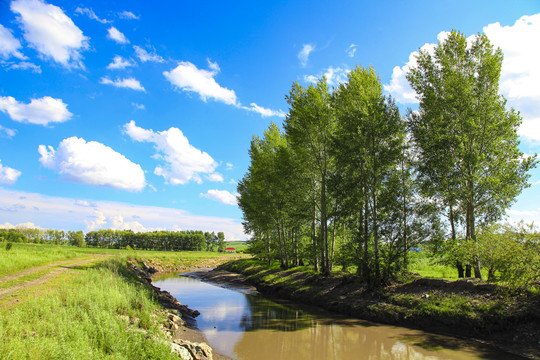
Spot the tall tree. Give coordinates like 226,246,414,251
407,30,537,278
284,79,335,274
332,66,406,285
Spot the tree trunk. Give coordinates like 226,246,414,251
465,264,472,277
449,204,464,278
312,201,319,272
276,221,285,269
281,219,289,269
321,177,330,275
373,192,380,285
330,219,336,272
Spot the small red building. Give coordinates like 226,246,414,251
225,247,236,253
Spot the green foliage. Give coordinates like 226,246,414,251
407,30,538,279
5,242,13,251
476,223,540,285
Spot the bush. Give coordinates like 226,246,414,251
5,242,13,251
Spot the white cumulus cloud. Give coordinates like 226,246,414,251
100,76,145,91
0,24,26,60
201,189,238,205
107,26,129,44
106,55,134,70
38,136,146,191
164,60,237,105
123,120,218,185
11,0,89,68
0,161,22,185
133,45,164,63
0,96,72,125
298,44,315,67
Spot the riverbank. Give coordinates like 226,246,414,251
215,259,540,359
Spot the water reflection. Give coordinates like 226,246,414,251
154,276,516,360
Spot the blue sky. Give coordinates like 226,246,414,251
0,0,539,240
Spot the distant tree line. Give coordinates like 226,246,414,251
0,227,227,252
0,228,84,246
238,31,538,286
84,229,225,251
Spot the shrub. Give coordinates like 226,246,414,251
5,242,13,251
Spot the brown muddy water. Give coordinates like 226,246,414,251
153,275,520,360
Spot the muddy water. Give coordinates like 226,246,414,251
153,276,516,360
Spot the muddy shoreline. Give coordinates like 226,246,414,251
211,262,539,360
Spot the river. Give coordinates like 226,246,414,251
153,274,518,360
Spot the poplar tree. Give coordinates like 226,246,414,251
407,30,537,278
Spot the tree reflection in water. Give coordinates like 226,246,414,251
238,295,314,332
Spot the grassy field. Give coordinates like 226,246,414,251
0,258,179,359
224,240,249,251
0,242,239,277
0,243,238,359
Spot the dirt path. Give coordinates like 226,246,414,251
0,255,109,300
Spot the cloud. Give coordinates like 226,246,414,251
74,200,95,207
8,61,41,73
123,120,218,185
304,66,350,86
118,11,139,20
131,102,145,110
100,76,145,91
298,44,315,67
0,222,15,229
11,0,89,68
0,96,72,125
38,136,146,191
106,55,134,70
85,210,106,230
483,13,540,142
133,45,164,63
207,173,224,182
0,161,21,185
201,189,238,205
74,7,110,24
346,43,357,58
107,26,129,44
243,103,286,117
0,188,246,239
226,163,233,170
0,24,26,60
164,60,237,105
0,125,17,138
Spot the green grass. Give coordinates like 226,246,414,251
0,242,240,277
408,252,458,280
0,257,179,360
0,243,88,277
224,240,249,251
